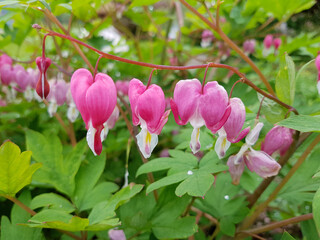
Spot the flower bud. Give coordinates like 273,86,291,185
201,30,214,48
227,155,245,185
263,35,273,49
115,80,130,96
108,229,126,240
244,149,281,178
243,39,256,54
273,38,282,50
261,126,293,157
36,57,51,99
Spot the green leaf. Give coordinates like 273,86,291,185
26,130,86,196
38,0,51,11
257,93,287,123
281,231,297,240
72,153,118,212
301,219,319,240
30,193,75,213
296,59,316,82
89,184,144,224
220,216,236,237
278,115,320,132
175,170,214,197
276,53,296,105
25,209,119,232
1,191,44,240
0,141,41,197
313,187,320,234
152,217,198,239
130,0,161,7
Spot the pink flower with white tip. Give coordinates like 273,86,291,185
170,79,231,154
227,122,281,184
215,98,250,159
316,53,320,94
47,79,69,117
243,39,256,55
128,78,170,158
261,126,293,157
70,68,117,156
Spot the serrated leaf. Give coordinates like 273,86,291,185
152,217,198,239
275,53,296,105
0,141,41,197
30,193,75,213
26,130,86,196
0,191,44,240
89,184,144,224
130,0,161,7
220,216,236,237
278,115,320,132
25,210,119,232
313,187,320,234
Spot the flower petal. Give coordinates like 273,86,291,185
190,127,201,154
136,128,158,158
215,128,231,159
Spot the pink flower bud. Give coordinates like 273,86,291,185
129,79,170,158
171,79,230,154
71,68,117,155
227,155,245,185
26,68,40,89
273,38,282,50
108,229,126,240
35,57,51,99
261,126,293,157
316,54,320,72
0,54,12,66
160,148,170,158
0,64,15,85
115,80,130,95
244,149,281,178
243,39,256,54
263,35,273,49
15,68,30,91
201,30,214,48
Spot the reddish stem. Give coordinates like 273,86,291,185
228,79,244,99
93,55,103,81
201,64,210,93
146,68,157,89
42,34,50,59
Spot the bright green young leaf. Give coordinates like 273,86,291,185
275,53,296,105
72,153,119,212
25,209,119,232
278,115,320,132
130,0,161,8
257,93,287,123
142,150,227,197
89,184,144,224
30,193,75,213
296,59,316,82
281,231,297,240
312,187,320,234
1,191,44,240
26,130,87,197
0,141,41,197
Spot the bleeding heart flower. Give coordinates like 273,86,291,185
0,64,15,85
70,68,117,155
227,155,245,185
316,53,320,94
244,149,281,178
115,80,130,96
47,79,69,117
35,57,51,99
128,78,170,158
273,38,282,50
261,126,293,157
0,54,12,66
215,98,250,159
243,39,256,55
170,79,230,154
263,35,273,49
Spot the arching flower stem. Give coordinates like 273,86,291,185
93,55,103,82
201,63,210,93
146,68,157,89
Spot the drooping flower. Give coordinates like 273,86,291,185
108,229,126,240
100,106,119,142
227,122,281,184
273,38,282,50
0,54,12,66
0,64,15,85
171,79,230,154
201,30,214,48
66,86,79,123
215,98,250,159
261,126,293,157
115,80,130,96
35,57,51,99
244,149,281,178
128,78,170,158
70,68,117,155
316,53,320,94
47,79,69,117
243,39,256,55
263,35,273,49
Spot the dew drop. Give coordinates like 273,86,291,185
224,195,230,200
187,170,193,175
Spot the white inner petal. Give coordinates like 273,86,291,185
86,121,97,156
100,122,109,142
136,127,158,159
215,128,231,159
47,100,57,117
67,104,79,123
190,127,201,154
246,122,264,146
